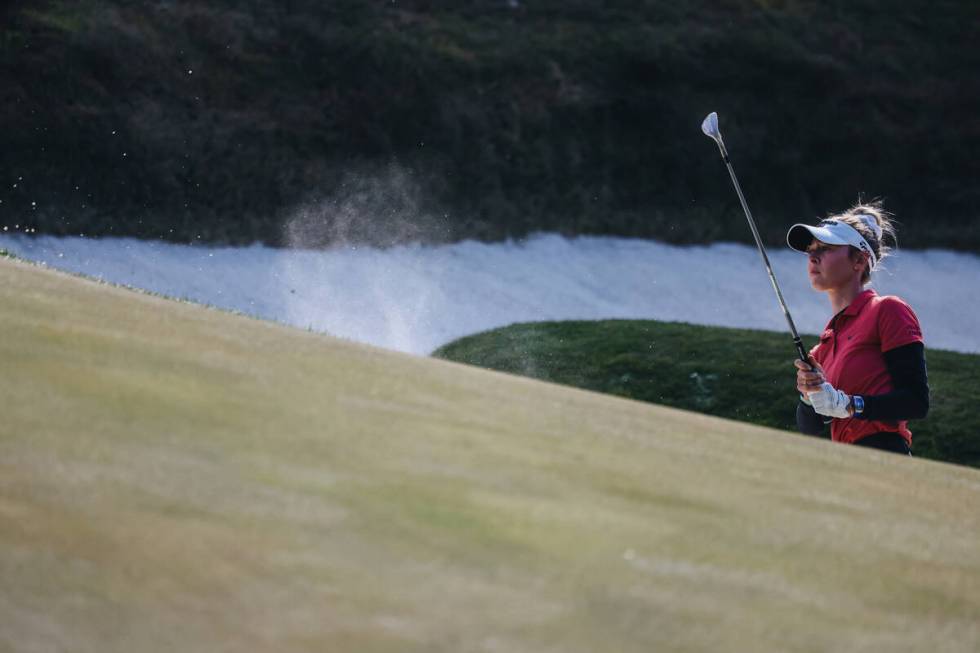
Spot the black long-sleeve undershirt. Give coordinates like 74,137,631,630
796,341,929,436
860,342,930,420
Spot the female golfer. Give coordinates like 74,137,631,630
787,202,929,454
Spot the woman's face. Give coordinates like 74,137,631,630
806,240,860,291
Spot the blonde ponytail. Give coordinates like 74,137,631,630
828,199,897,283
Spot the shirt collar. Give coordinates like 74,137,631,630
843,288,877,317
824,289,877,331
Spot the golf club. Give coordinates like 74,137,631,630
701,111,810,365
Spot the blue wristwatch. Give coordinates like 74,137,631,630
852,395,865,416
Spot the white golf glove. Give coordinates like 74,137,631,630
808,382,851,419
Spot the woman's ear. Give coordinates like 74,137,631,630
850,249,869,272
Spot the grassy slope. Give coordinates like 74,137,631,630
2,257,980,652
434,321,980,468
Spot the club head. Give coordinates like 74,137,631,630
701,112,721,142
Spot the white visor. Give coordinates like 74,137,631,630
786,219,877,271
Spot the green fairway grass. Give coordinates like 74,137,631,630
435,321,980,469
3,256,980,652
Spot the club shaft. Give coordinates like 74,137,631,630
715,141,809,364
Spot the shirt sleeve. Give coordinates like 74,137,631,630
857,341,930,421
877,296,924,352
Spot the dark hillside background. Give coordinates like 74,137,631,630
3,0,978,248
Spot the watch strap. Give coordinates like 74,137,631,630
853,395,865,415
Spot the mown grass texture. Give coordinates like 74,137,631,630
2,257,980,652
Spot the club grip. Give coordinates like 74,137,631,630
794,338,812,368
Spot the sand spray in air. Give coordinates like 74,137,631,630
279,162,455,354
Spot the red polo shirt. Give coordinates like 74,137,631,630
808,289,924,445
